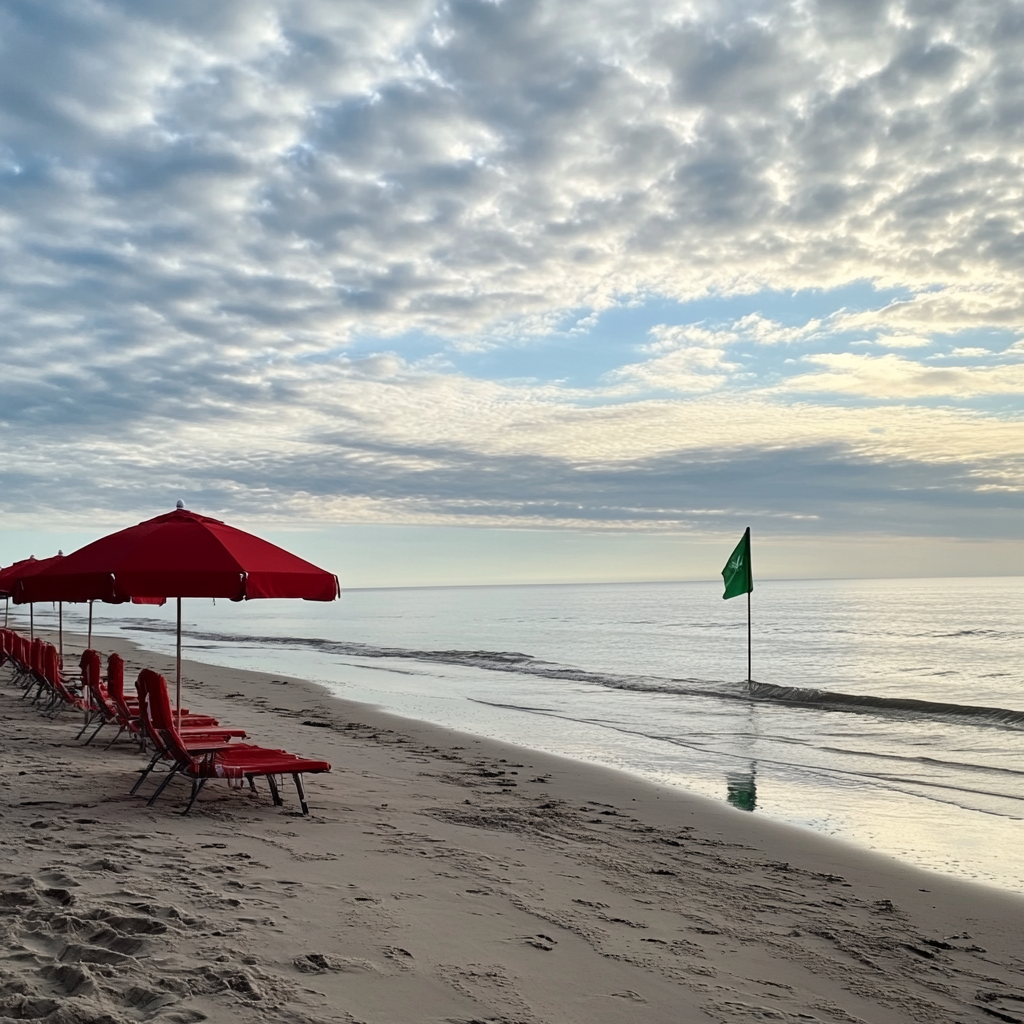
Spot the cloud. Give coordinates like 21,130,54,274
1,0,1024,557
607,324,740,392
5,0,1024,358
826,290,1024,336
2,346,1022,544
873,333,933,348
784,351,1024,397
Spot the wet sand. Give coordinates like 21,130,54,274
1,630,1023,1024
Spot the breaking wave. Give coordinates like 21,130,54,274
748,681,1024,726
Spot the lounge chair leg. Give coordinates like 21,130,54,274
293,773,309,815
247,775,258,794
146,764,182,806
76,714,93,740
103,726,125,750
85,719,107,745
182,777,206,815
130,752,163,795
266,774,283,806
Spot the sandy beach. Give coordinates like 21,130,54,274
2,631,1023,1024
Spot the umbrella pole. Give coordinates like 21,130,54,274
88,601,93,648
176,597,182,731
30,604,34,640
58,602,63,661
4,596,7,628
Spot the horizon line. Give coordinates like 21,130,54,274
339,571,1024,593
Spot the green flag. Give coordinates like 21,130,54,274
721,527,752,600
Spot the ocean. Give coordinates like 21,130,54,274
16,575,1024,892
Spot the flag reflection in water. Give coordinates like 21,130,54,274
726,765,757,812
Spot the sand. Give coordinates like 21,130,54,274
1,630,1023,1024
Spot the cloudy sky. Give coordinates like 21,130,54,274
1,0,1023,585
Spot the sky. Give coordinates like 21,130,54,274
1,0,1023,587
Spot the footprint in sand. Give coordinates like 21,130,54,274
610,989,648,1003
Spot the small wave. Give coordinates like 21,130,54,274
122,621,1024,728
750,681,1024,726
122,622,743,698
933,628,1002,638
472,699,559,713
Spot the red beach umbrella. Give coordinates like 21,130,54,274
0,560,23,598
2,554,66,643
0,559,28,629
0,560,23,628
17,505,339,722
0,556,51,595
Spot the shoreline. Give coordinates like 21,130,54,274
51,608,1024,895
2,629,1023,1023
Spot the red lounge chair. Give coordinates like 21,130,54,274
23,637,48,703
105,653,145,747
0,629,30,687
2,630,34,691
105,652,221,750
138,670,330,815
0,629,20,676
36,642,86,718
130,669,248,796
76,649,158,746
8,632,34,691
77,649,113,743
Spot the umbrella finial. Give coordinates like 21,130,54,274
176,500,185,510
58,550,63,556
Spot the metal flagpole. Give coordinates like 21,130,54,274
747,588,752,684
176,597,182,730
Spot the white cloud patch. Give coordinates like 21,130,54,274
784,352,1024,398
827,289,1024,337
873,333,933,349
609,324,740,392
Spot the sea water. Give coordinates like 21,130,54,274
22,576,1024,891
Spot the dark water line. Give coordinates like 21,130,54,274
750,681,1024,726
734,731,1024,780
815,746,1024,778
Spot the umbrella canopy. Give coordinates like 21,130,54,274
0,559,19,628
1,553,66,640
13,506,339,726
0,554,65,597
15,508,339,605
0,561,19,598
0,561,18,597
